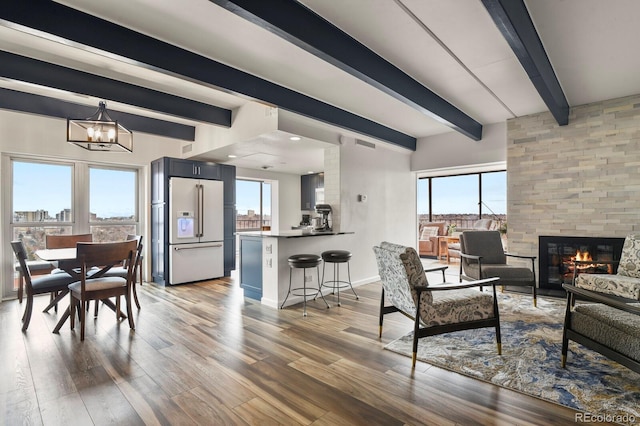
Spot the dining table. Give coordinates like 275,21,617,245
35,247,127,333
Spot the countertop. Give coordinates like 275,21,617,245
237,230,354,239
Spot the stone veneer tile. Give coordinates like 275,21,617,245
507,93,640,263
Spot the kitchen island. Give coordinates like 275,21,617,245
237,230,355,308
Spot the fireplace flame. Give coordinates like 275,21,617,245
574,250,592,262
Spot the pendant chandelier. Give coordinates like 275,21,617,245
67,101,133,152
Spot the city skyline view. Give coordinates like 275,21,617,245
13,161,136,220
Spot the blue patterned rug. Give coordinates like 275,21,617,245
385,292,640,423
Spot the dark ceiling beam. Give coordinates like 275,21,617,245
210,0,483,141
0,88,196,141
0,51,231,127
482,0,569,125
0,0,416,150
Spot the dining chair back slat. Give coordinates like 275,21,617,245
45,233,93,249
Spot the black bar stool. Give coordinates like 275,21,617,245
319,250,359,306
280,254,330,316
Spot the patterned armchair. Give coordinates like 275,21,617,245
373,241,501,368
562,234,640,373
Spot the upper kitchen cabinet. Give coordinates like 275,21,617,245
301,172,324,210
169,158,221,180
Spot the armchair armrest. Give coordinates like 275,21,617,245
459,253,482,261
563,284,640,315
424,264,447,283
415,277,499,293
505,253,536,260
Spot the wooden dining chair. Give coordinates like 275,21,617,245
46,233,93,249
44,233,94,311
99,235,144,309
69,240,137,341
10,240,77,331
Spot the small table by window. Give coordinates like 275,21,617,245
437,236,460,263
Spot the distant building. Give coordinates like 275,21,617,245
56,209,72,222
14,209,49,222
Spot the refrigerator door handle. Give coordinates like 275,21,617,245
174,244,222,251
198,183,204,237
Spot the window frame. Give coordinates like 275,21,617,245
418,169,507,228
3,154,142,298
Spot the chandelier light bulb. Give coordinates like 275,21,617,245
87,127,94,141
108,128,116,142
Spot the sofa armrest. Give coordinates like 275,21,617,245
563,284,640,315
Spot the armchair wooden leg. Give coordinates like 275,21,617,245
378,289,385,338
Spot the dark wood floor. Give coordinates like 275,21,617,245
1,274,593,425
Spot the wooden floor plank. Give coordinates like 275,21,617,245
0,277,597,425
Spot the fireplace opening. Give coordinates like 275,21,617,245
538,236,624,293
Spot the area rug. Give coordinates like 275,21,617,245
385,292,640,423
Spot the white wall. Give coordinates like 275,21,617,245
338,138,416,284
411,122,507,172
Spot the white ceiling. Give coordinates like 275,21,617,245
2,0,640,174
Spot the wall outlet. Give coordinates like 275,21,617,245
305,275,313,283
266,258,272,268
265,244,272,254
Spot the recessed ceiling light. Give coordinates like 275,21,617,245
307,171,314,174
290,136,301,141
227,154,237,158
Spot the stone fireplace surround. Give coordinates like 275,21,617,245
505,93,640,295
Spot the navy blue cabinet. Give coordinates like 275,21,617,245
169,157,221,180
301,172,324,210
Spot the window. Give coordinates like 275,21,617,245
89,167,138,242
418,170,506,232
6,157,140,296
13,160,73,223
236,179,271,230
11,160,75,267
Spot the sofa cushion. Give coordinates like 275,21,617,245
618,234,640,279
420,226,439,239
423,288,495,326
571,303,640,362
575,273,640,300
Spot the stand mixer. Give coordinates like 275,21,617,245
314,204,332,231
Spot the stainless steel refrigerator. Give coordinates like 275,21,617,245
168,177,224,284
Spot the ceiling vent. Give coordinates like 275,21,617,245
355,139,376,149
182,144,193,153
